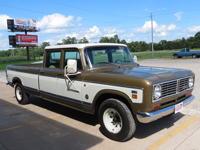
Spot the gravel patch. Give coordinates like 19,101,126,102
139,58,200,117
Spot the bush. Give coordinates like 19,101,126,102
0,56,29,63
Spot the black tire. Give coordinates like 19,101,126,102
98,99,136,141
174,55,179,59
192,54,197,58
15,83,30,105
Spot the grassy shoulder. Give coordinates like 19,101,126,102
0,59,43,70
132,48,200,53
133,52,173,60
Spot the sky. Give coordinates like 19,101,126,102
0,0,200,50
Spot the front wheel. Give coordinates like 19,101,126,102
174,55,179,59
15,83,30,105
99,99,136,141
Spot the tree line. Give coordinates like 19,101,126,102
1,31,200,59
56,32,200,52
0,42,50,59
98,32,200,52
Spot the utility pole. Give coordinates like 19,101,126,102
12,48,14,56
25,30,30,61
151,13,154,58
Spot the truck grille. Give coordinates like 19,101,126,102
179,78,189,92
159,77,189,99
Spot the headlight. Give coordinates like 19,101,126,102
189,77,194,88
153,85,162,100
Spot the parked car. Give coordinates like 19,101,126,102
6,43,195,141
173,48,200,58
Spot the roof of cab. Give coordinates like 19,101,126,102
45,43,127,50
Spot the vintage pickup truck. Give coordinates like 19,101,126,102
6,43,195,141
173,48,200,58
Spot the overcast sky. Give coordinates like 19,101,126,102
0,0,200,50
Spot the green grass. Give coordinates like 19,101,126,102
0,58,43,71
133,52,173,60
132,48,200,53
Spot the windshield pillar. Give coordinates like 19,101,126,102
108,52,113,63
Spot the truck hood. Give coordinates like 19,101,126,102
105,65,194,84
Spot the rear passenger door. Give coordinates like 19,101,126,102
39,50,61,99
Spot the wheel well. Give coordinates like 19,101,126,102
12,77,22,86
94,93,133,115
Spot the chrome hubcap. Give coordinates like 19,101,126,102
103,108,122,134
16,86,22,101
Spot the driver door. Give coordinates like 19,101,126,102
56,50,83,109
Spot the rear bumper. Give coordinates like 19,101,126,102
136,95,195,123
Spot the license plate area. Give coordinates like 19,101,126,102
175,102,183,114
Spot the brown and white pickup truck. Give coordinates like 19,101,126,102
6,43,195,141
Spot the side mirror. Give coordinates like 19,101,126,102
64,59,81,92
134,55,137,63
64,59,81,76
67,59,77,74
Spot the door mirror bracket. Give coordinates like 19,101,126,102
64,59,81,92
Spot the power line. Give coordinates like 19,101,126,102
1,2,199,27
46,0,129,18
0,3,50,14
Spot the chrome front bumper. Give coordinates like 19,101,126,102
136,95,195,123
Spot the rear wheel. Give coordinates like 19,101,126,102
99,99,136,141
192,54,197,58
15,83,30,105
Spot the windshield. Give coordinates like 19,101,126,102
84,46,135,68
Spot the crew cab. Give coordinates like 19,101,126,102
6,43,195,141
173,48,200,58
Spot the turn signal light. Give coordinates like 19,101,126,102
153,104,160,110
132,94,137,99
187,92,191,97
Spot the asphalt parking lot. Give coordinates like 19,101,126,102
0,58,200,150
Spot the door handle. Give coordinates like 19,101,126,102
40,70,45,74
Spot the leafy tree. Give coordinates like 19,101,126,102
62,37,78,44
41,42,50,50
195,31,200,40
120,39,127,44
78,37,89,43
99,37,110,43
0,50,11,57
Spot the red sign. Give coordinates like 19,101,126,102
16,34,38,46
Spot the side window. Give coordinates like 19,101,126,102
181,49,184,52
46,51,61,68
186,49,189,52
64,51,82,70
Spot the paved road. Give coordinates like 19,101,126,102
0,59,200,150
0,71,6,83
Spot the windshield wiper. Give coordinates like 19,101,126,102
96,62,121,67
97,62,112,64
122,61,131,62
